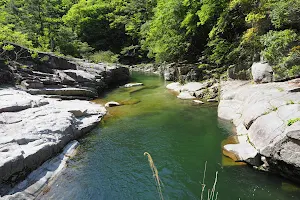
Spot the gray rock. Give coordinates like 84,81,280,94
21,80,44,89
0,43,130,99
27,88,98,98
164,67,176,81
251,62,273,83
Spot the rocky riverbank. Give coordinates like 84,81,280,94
0,43,130,99
0,88,107,197
219,78,300,182
0,43,131,198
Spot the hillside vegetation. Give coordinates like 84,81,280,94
0,0,299,79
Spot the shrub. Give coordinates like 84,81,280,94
261,30,298,65
89,51,119,64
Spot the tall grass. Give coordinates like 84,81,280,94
144,153,219,200
144,152,164,200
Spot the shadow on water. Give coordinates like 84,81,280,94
40,72,300,200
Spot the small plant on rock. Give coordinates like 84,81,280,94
287,118,300,126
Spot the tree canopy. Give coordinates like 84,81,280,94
1,0,299,78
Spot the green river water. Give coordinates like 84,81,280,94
41,72,300,200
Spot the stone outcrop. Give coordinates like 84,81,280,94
218,79,300,182
166,80,219,102
0,88,107,196
0,43,129,99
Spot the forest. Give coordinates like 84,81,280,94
0,0,300,80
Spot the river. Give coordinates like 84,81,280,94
40,72,300,200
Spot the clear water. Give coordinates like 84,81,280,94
40,72,300,200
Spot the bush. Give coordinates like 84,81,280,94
89,51,119,64
261,30,298,65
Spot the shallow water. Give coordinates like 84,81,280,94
41,72,300,200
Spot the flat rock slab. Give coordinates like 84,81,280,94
0,88,106,196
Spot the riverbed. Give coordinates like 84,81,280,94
40,72,300,200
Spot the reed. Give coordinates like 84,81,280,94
144,153,219,200
144,152,164,200
200,161,219,200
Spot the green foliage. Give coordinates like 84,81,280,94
0,0,299,77
270,0,300,29
89,51,119,63
287,118,300,126
141,0,188,62
261,30,298,65
2,44,14,51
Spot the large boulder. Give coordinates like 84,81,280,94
164,67,176,81
251,62,273,83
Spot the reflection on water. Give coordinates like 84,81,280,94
40,72,300,200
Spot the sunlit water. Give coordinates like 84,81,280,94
40,72,300,200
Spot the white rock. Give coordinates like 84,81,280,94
193,100,204,104
177,92,195,100
105,101,120,107
181,82,205,92
166,82,182,93
207,99,218,102
124,83,143,88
